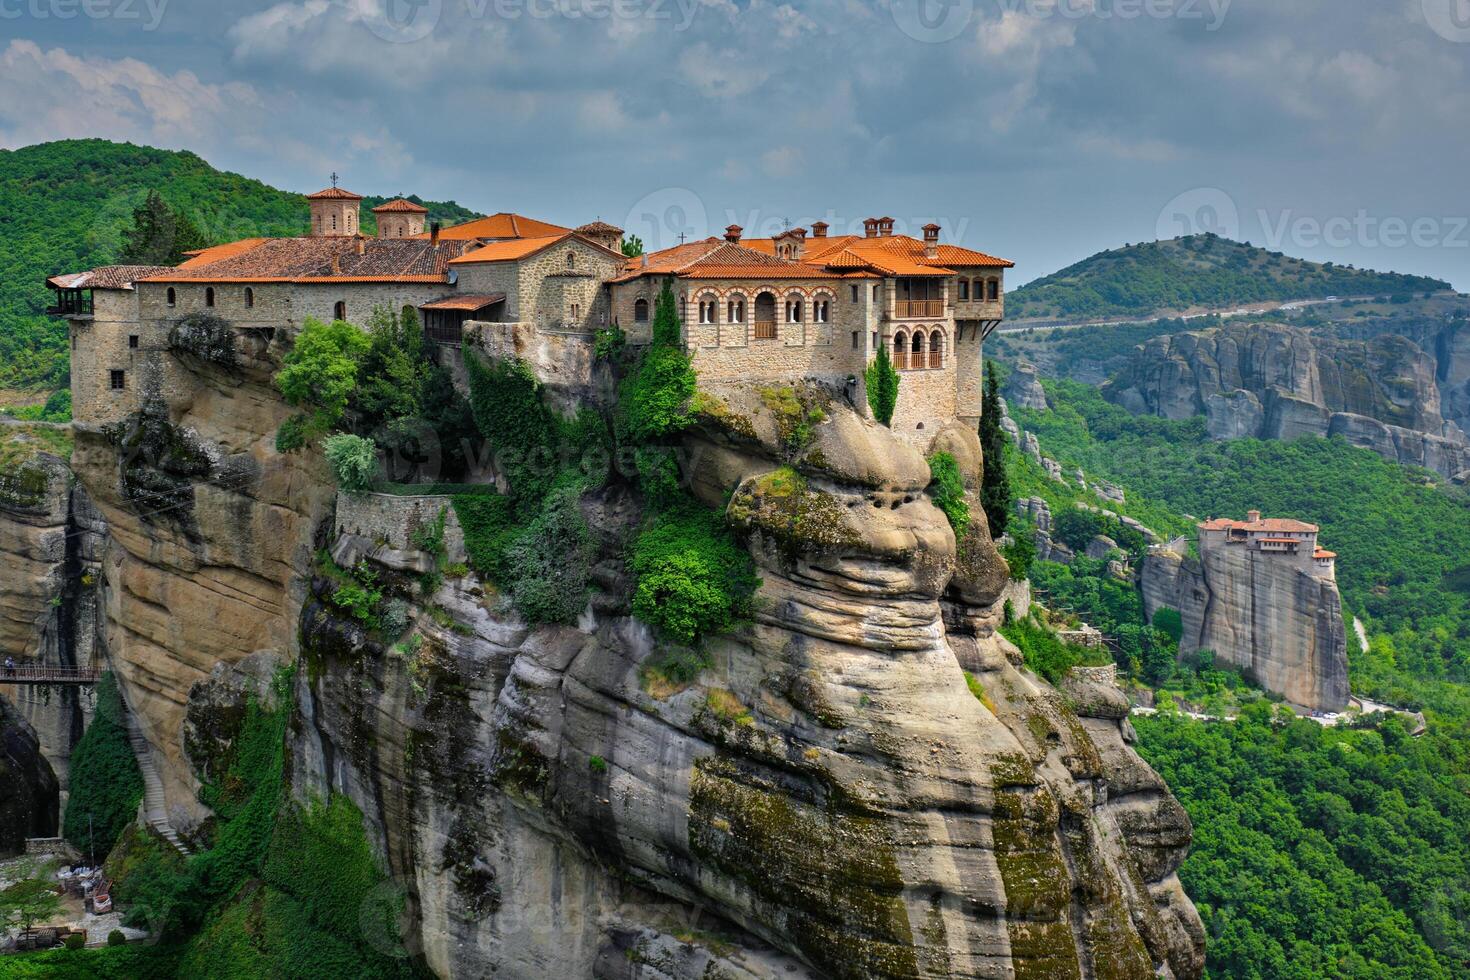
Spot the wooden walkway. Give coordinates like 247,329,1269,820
0,664,101,686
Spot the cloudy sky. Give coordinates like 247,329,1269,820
2,0,1467,288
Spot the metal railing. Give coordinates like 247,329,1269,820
0,664,102,685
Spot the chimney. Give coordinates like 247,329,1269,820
356,238,366,256
863,217,880,238
922,223,940,259
811,220,828,238
724,224,743,243
430,221,441,244
1247,509,1261,523
878,216,895,237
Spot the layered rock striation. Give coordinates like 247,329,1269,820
1139,538,1349,711
1103,322,1470,479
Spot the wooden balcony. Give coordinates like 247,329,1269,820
753,319,777,339
891,299,945,319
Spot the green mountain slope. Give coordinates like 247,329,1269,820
1008,234,1451,321
0,139,480,391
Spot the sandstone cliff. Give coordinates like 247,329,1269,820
1138,544,1349,711
35,323,1204,976
1103,322,1470,479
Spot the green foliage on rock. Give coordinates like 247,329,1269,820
502,479,596,624
926,452,970,537
864,341,899,426
631,498,760,645
275,316,371,446
64,672,144,859
322,433,378,495
618,284,696,446
999,613,1111,684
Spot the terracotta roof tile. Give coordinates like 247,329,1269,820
575,220,623,235
306,187,363,200
1314,548,1337,559
176,238,271,268
428,212,570,241
139,237,472,283
419,293,506,311
372,198,429,213
47,265,173,290
449,235,568,264
1199,517,1320,533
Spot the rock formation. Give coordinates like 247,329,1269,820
0,697,59,852
1103,322,1470,479
1005,361,1048,411
5,318,1206,975
1138,527,1349,711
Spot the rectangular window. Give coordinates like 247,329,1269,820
871,331,878,348
851,331,860,349
850,284,859,302
110,370,126,390
958,279,969,300
129,335,139,349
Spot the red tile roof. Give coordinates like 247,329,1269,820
372,198,428,213
1314,548,1337,559
419,293,506,311
427,212,570,241
575,220,623,235
612,237,841,283
1199,517,1320,533
306,187,363,200
449,235,567,264
741,231,1012,277
139,236,473,283
47,265,174,290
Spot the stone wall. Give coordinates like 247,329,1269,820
333,491,467,564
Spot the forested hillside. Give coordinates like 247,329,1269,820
0,140,479,392
998,372,1470,977
1007,234,1449,321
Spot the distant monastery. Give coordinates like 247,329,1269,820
48,184,1013,439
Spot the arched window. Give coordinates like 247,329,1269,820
333,300,347,321
331,213,338,231
813,298,830,323
166,287,176,307
988,278,1000,300
571,303,580,320
566,252,576,269
893,331,908,369
785,296,803,323
205,287,215,307
911,331,925,369
929,329,944,368
754,292,777,338
698,296,716,324
244,287,254,308
634,298,649,322
727,297,746,323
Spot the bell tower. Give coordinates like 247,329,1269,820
307,174,363,237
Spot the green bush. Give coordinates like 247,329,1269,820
322,433,378,495
64,672,144,860
1151,606,1184,644
630,497,759,645
463,351,557,503
452,492,517,581
503,481,595,624
999,614,1111,684
274,317,371,442
63,934,85,950
865,341,899,426
979,361,1011,535
107,930,126,947
927,452,970,537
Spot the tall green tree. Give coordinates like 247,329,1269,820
979,361,1011,535
64,672,143,860
865,341,899,426
621,235,644,257
118,191,208,265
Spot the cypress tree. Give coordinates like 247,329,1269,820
119,191,207,265
865,341,900,426
979,360,1011,535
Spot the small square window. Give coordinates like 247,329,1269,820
129,335,139,349
110,370,126,390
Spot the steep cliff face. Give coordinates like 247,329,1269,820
0,696,59,851
0,447,104,813
68,328,336,838
1103,322,1470,479
1138,546,1349,711
287,383,1204,979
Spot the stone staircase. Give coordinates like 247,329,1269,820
124,711,192,857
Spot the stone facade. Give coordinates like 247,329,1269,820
333,491,467,564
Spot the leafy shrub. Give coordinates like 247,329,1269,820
865,342,899,426
64,672,144,859
63,934,85,950
927,452,970,537
463,351,557,503
999,614,1111,684
1000,529,1035,580
630,497,759,645
504,480,596,624
274,317,371,442
322,433,378,495
107,929,126,947
380,598,410,639
593,325,625,360
274,414,308,453
452,492,517,581
588,755,607,772
1152,606,1184,644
